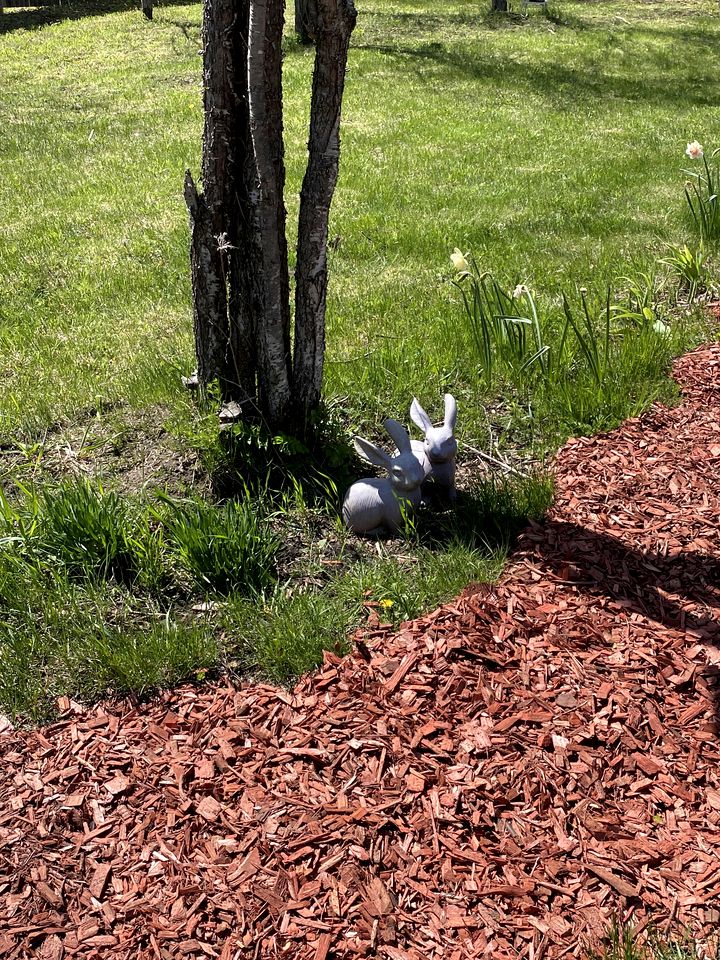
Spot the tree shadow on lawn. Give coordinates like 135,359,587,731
0,0,197,35
631,23,720,54
359,7,588,36
352,39,717,110
519,518,720,721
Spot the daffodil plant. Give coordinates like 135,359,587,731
683,140,720,244
450,248,547,383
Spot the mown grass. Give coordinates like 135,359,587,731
1,0,718,440
0,0,719,723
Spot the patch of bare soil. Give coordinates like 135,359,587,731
0,406,208,499
1,346,720,959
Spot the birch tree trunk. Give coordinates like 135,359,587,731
186,0,356,434
248,0,293,426
293,0,356,419
184,171,228,388
185,0,258,406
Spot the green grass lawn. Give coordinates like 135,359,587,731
0,0,719,724
1,0,719,438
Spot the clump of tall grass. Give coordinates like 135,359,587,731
0,481,280,597
158,495,280,596
1,480,140,582
590,919,709,960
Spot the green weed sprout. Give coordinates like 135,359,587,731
659,243,708,302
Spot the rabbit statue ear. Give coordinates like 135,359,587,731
444,394,457,431
353,436,392,470
383,418,411,453
410,398,432,434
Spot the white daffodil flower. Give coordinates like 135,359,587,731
450,248,469,273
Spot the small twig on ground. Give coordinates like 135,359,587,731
462,441,529,477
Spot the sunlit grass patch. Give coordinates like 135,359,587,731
0,466,551,722
1,0,718,438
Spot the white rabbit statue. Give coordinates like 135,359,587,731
342,419,425,536
409,393,458,501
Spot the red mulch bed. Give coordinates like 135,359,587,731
2,346,720,960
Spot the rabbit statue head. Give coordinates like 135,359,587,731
411,393,458,464
353,418,425,492
342,419,425,536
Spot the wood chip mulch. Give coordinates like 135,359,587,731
2,345,720,960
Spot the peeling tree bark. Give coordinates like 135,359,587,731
293,0,357,420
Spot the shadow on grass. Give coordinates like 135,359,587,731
359,7,581,35
520,518,720,719
416,472,555,552
631,22,720,51
352,34,718,109
0,0,197,35
205,413,359,507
